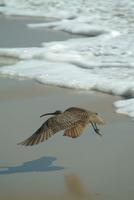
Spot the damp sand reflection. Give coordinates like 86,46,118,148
64,174,100,200
0,158,100,200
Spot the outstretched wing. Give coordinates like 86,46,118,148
18,123,53,146
18,111,84,146
63,122,87,138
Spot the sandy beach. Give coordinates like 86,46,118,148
0,16,134,200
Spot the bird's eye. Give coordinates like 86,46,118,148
95,113,98,115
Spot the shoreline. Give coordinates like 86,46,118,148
0,15,78,48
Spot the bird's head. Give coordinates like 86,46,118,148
54,110,62,115
89,112,105,125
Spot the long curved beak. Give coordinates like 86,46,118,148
40,112,55,118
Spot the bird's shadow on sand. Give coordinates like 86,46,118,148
0,156,64,175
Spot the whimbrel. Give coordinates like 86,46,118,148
18,107,105,146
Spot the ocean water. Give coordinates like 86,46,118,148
0,0,134,119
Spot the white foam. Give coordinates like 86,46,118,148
0,33,134,96
114,98,134,119
0,47,134,98
0,0,134,120
0,0,76,18
28,18,110,37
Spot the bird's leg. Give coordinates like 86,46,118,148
91,122,96,132
91,122,102,136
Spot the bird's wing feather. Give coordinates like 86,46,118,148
18,111,84,146
64,107,88,121
63,123,87,138
18,123,53,146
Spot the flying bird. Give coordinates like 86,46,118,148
18,107,105,146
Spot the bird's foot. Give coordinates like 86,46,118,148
95,128,102,136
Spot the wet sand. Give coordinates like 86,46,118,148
0,15,78,47
0,77,134,200
0,16,134,200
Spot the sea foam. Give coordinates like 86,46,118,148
0,0,134,120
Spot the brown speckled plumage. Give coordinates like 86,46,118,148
18,107,105,146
